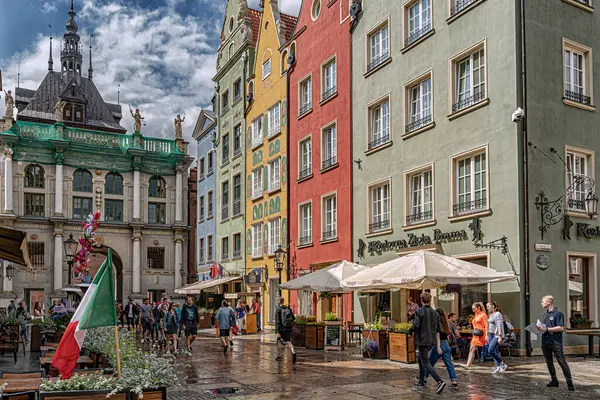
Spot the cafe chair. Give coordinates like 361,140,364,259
1,391,37,400
0,370,44,378
499,329,520,358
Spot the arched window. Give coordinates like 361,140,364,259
248,81,254,99
73,169,93,192
74,105,84,122
24,164,45,188
281,50,288,74
105,172,123,195
228,43,234,58
148,176,166,198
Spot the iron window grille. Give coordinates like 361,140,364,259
369,219,390,232
322,229,337,241
368,134,390,151
221,205,229,221
453,198,487,215
564,90,591,106
452,90,486,113
576,0,590,5
405,22,432,47
406,210,433,225
299,167,312,180
322,156,337,170
367,51,389,72
405,114,432,134
233,147,241,158
198,173,205,181
451,0,479,16
27,242,44,266
147,247,165,269
322,85,337,101
299,235,312,246
233,249,241,258
299,102,312,116
568,198,586,211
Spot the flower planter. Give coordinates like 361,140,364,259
305,325,324,350
362,330,389,359
128,387,167,400
573,323,593,329
292,323,306,347
388,331,416,363
198,314,212,329
39,390,127,400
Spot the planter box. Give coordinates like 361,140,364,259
389,331,416,363
292,323,306,347
573,323,593,329
362,330,389,359
40,390,126,400
305,325,324,350
198,314,212,329
31,325,43,352
128,387,167,400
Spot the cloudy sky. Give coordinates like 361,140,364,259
0,0,301,146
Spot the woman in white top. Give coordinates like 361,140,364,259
486,301,508,373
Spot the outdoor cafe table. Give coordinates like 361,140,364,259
567,328,600,357
40,355,94,369
0,377,43,393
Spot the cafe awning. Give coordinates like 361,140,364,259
175,276,241,294
280,260,368,293
0,227,31,268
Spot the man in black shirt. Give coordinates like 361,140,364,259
408,292,446,394
181,296,199,354
275,296,296,364
539,295,574,391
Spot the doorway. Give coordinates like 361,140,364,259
25,289,45,314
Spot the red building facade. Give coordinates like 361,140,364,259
288,0,353,320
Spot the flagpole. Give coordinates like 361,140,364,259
114,325,121,378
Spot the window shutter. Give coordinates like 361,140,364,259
263,113,269,138
263,165,269,191
263,223,269,254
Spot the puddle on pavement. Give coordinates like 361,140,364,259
204,387,244,395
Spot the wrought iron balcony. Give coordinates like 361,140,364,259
452,91,486,113
299,102,312,116
233,200,241,216
299,235,312,246
233,95,242,103
406,210,433,225
269,180,281,192
453,198,487,215
564,90,591,106
221,205,229,221
233,147,241,158
232,249,241,258
405,114,432,134
451,0,479,16
368,133,390,151
322,229,337,241
322,86,337,101
221,105,229,115
367,51,390,72
369,219,390,232
299,167,312,180
405,22,432,47
568,198,586,212
221,153,229,166
322,155,337,170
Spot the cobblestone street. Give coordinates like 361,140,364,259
166,331,600,399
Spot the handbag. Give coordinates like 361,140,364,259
472,329,484,337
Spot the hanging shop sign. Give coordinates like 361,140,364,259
562,216,600,240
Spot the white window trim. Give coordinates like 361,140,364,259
251,117,263,149
262,58,272,80
311,0,322,21
365,94,392,153
320,54,338,101
402,0,434,50
298,200,313,246
562,38,595,111
366,177,392,236
566,252,599,330
321,191,338,241
251,167,263,200
268,157,281,192
403,162,435,230
320,120,338,171
403,69,434,138
447,0,487,21
266,217,281,255
449,144,490,220
562,0,594,12
565,145,596,217
364,16,391,74
298,134,313,179
251,223,263,258
448,39,488,118
268,102,282,138
298,73,313,116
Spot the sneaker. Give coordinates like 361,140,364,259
292,353,297,364
436,381,447,394
568,385,575,391
412,380,426,387
546,380,559,388
499,363,508,373
451,381,459,389
491,367,500,374
230,340,234,346
275,356,283,361
223,345,228,354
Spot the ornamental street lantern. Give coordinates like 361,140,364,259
585,191,598,219
5,263,14,281
274,246,286,295
63,234,79,285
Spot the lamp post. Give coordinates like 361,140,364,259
274,246,286,295
0,260,15,281
63,234,79,285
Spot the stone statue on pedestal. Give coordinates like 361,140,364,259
174,114,185,139
4,90,14,118
55,99,67,122
129,105,144,133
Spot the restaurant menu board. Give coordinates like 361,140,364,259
325,325,342,348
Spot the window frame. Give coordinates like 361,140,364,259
251,223,263,258
268,157,281,192
566,252,598,329
251,117,263,149
565,145,596,216
233,233,242,258
367,178,392,235
147,247,165,269
251,167,263,200
233,174,242,216
321,121,338,171
262,58,272,79
24,164,45,188
233,78,242,102
24,193,45,217
449,39,488,118
207,235,214,261
221,180,229,221
222,237,229,260
199,237,205,263
199,157,205,179
199,195,205,222
562,0,594,12
222,133,230,165
105,199,124,222
365,18,391,74
73,169,93,192
233,124,242,156
268,102,281,138
298,73,313,117
404,70,434,138
267,217,281,255
73,196,93,220
403,0,434,50
366,95,391,153
403,163,435,229
105,172,124,195
148,176,167,198
563,38,595,110
148,202,166,224
449,144,490,220
298,200,313,247
207,190,214,219
321,191,338,242
298,135,313,180
221,89,230,114
448,0,487,21
321,55,337,102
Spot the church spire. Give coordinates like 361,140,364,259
88,40,93,80
48,35,53,71
61,0,83,76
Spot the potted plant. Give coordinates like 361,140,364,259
571,316,594,329
389,322,416,363
197,307,212,329
324,312,341,325
305,317,324,350
292,315,307,347
32,317,56,352
362,317,388,359
39,373,125,399
324,313,344,350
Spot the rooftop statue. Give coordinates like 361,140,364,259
129,105,144,133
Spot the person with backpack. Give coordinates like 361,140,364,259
215,300,236,353
275,296,296,363
486,301,508,373
163,303,179,355
424,308,458,389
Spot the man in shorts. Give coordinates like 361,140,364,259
275,296,296,363
215,300,235,353
181,295,199,354
138,298,154,344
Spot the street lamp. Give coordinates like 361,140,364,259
0,260,15,281
63,234,79,285
274,246,286,295
585,191,599,219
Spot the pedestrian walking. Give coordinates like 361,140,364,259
163,303,179,355
158,302,168,347
251,298,262,332
424,308,458,389
227,302,236,345
124,299,136,330
408,292,446,394
151,302,160,344
275,296,297,363
486,301,508,373
235,300,245,336
539,295,574,391
181,295,199,354
466,302,488,367
174,302,183,338
15,300,30,341
138,298,154,344
214,300,236,353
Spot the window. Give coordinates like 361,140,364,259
268,102,281,137
267,218,281,255
262,58,271,79
406,75,432,134
27,242,44,266
251,117,262,148
563,39,593,107
208,151,214,174
367,22,389,72
252,168,263,199
281,50,289,74
452,43,486,113
222,134,230,164
105,172,123,195
233,233,241,258
563,0,594,11
369,180,391,233
25,193,44,216
568,255,595,328
566,148,594,212
207,235,213,261
105,199,123,222
269,158,281,192
322,124,337,170
299,76,312,116
252,223,263,258
312,0,321,20
199,157,205,179
149,203,166,224
221,90,229,114
233,78,242,102
73,169,92,192
73,197,92,220
199,238,205,263
149,176,166,198
405,0,432,47
407,168,433,225
222,237,229,260
457,257,489,318
222,181,229,220
64,103,72,120
233,124,242,156
451,0,483,17
322,194,337,241
368,98,390,151
452,148,488,216
233,174,242,215
299,137,312,179
207,190,214,218
24,164,44,188
299,203,312,245
147,247,165,269
322,58,337,100
199,195,205,221
74,105,84,122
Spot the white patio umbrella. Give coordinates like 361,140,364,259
280,260,368,293
340,250,516,290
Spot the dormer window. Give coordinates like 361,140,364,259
74,105,84,122
64,103,73,120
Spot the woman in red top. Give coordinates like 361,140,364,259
466,302,488,367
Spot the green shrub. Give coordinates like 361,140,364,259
325,312,339,321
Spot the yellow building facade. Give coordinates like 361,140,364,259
245,0,296,325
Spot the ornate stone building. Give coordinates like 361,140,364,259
0,2,191,306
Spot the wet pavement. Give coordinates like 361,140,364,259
165,330,600,399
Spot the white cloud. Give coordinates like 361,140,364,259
1,0,220,149
248,0,302,16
